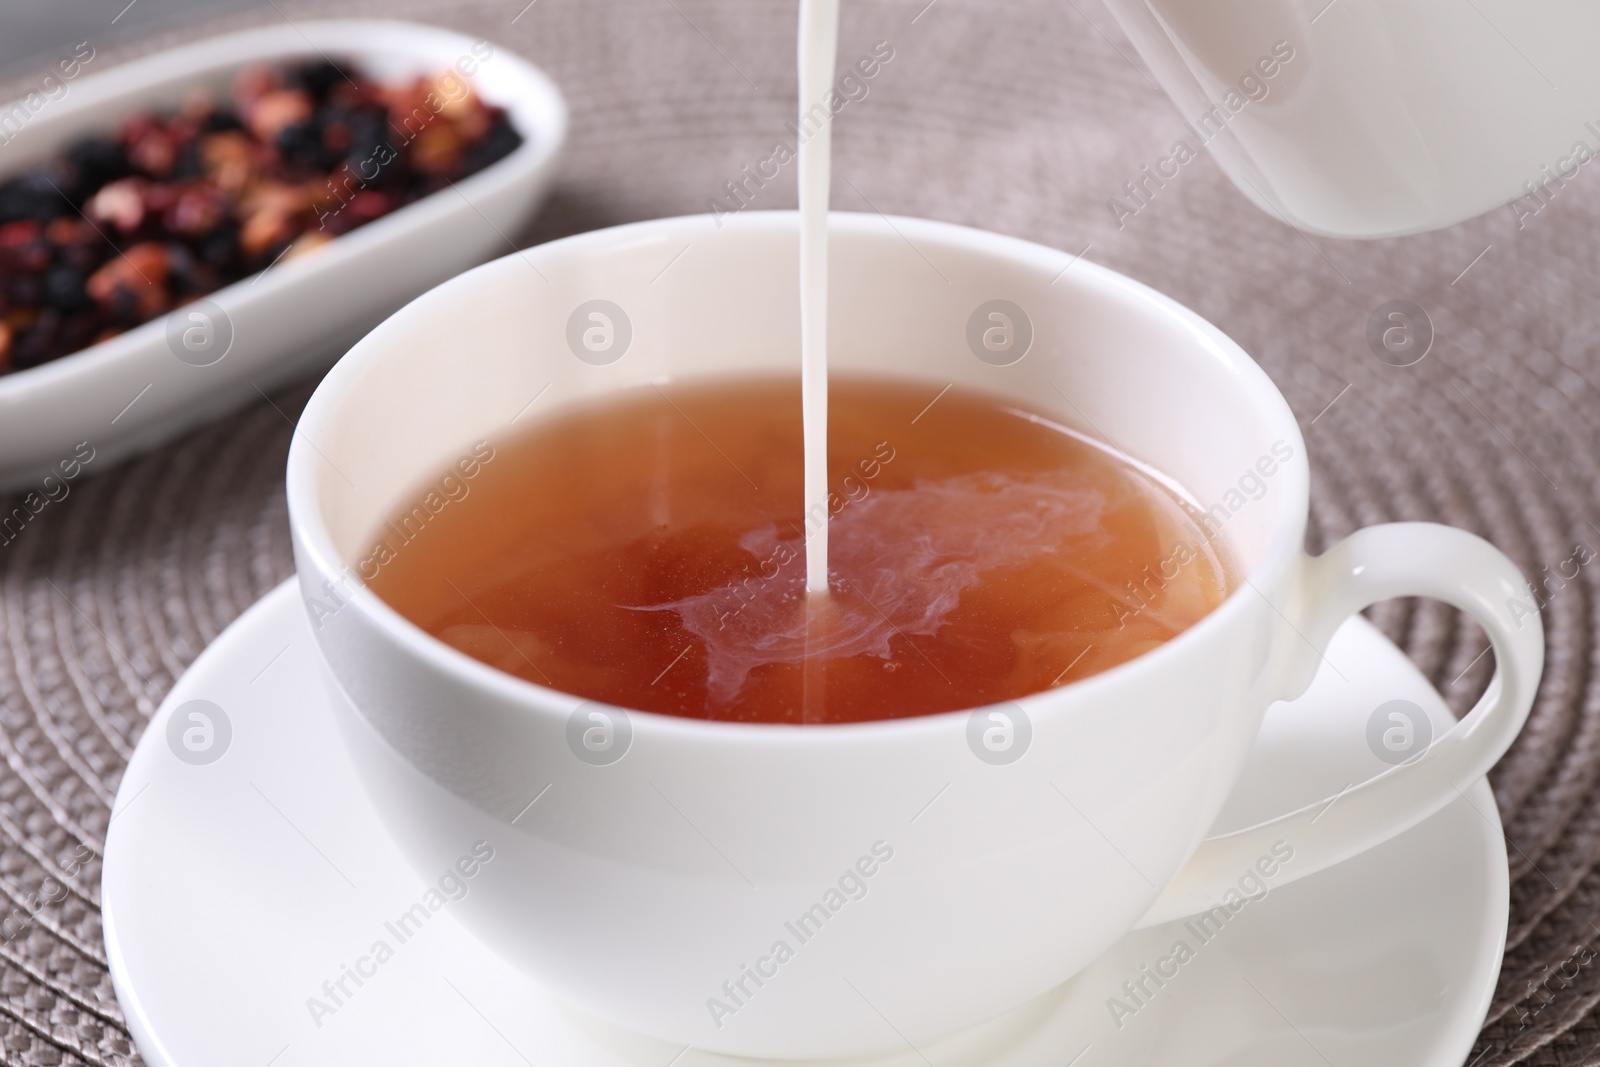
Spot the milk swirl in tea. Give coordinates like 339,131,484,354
366,378,1230,724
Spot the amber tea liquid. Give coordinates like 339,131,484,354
366,377,1231,724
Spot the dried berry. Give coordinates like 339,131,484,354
172,138,206,181
247,89,313,143
276,120,330,171
198,224,240,269
0,170,66,224
41,266,89,313
344,190,393,224
45,217,94,247
86,241,169,320
86,178,147,235
163,186,228,238
13,309,61,368
164,242,213,297
290,61,345,102
0,58,524,374
128,125,178,177
465,122,522,172
201,106,243,133
8,274,42,309
0,220,49,273
199,131,255,195
61,137,132,205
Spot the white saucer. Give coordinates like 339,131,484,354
104,582,1507,1066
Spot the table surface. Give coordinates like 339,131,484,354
1,1,1598,1064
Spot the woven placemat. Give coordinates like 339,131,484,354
1,1,1597,1063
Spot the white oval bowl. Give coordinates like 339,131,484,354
0,19,567,490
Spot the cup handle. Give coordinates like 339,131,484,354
1135,522,1543,929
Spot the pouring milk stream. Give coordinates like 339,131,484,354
799,0,839,597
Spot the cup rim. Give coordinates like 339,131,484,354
287,210,1310,741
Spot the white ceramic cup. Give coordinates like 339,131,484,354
1098,0,1600,237
286,211,1542,1059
